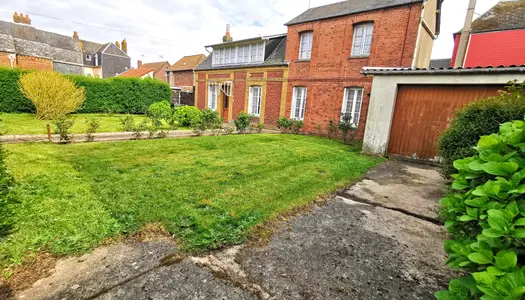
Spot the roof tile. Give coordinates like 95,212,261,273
169,54,206,71
118,68,155,78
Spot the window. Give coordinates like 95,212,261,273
208,84,218,111
299,32,313,60
291,87,307,120
212,42,265,66
248,86,262,116
341,87,364,127
351,23,374,56
86,54,92,61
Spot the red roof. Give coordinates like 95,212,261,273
169,54,206,71
118,68,155,78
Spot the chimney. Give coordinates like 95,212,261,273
454,0,477,68
115,41,121,48
73,31,79,39
121,38,128,53
20,13,31,25
138,60,143,68
13,12,20,23
222,24,233,43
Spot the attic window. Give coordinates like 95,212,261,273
212,42,265,67
86,54,92,61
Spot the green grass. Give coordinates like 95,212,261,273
0,113,173,135
1,135,383,266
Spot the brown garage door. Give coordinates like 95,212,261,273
388,85,504,160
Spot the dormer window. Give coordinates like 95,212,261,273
86,54,92,61
212,42,265,66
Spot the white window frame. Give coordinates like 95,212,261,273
86,54,92,61
341,87,364,127
291,87,307,121
208,84,218,111
299,32,313,60
248,86,262,116
212,42,265,67
351,23,374,56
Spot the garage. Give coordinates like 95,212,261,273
361,65,525,160
387,85,503,160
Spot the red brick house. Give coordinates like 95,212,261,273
194,26,288,124
283,0,443,135
137,60,170,82
166,54,206,92
451,0,525,68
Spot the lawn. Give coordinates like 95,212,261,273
1,134,383,266
0,113,169,135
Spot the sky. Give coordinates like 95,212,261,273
0,0,501,67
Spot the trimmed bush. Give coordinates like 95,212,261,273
437,116,525,300
0,68,33,113
234,112,250,133
438,82,525,178
0,68,171,114
174,105,202,127
20,70,86,119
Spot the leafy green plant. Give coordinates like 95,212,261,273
147,101,172,128
84,117,100,142
52,116,75,143
132,119,149,140
290,120,304,134
438,81,525,178
339,114,358,144
120,115,136,132
234,112,250,134
326,119,339,139
250,122,264,134
174,105,202,127
277,117,293,134
438,116,525,300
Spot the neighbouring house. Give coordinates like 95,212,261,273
451,0,525,68
166,54,206,92
0,12,130,78
117,67,155,79
282,0,443,135
194,26,288,125
138,60,170,82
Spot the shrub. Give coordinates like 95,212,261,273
19,71,85,120
53,116,75,143
277,117,292,133
0,68,171,114
250,122,264,134
437,116,525,300
326,119,339,139
339,114,358,144
0,68,33,113
438,82,525,178
120,115,136,132
234,112,250,133
148,101,172,128
290,120,304,134
85,117,100,142
132,119,149,140
191,109,222,135
174,106,202,127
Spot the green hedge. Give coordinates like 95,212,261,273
0,68,172,114
438,82,525,178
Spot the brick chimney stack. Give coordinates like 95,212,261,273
223,24,233,43
73,31,79,39
13,12,31,25
137,60,143,68
121,39,128,53
115,41,121,48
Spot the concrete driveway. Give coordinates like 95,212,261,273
10,160,454,300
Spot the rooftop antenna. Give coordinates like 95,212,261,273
159,54,164,60
308,0,311,9
141,54,147,61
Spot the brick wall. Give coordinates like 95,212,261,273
197,73,207,110
265,71,284,126
170,70,194,87
233,71,247,118
154,69,167,82
16,55,53,71
0,52,14,68
285,3,422,134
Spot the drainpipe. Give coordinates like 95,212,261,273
7,53,15,68
454,0,477,68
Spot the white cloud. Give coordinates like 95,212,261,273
0,0,501,65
